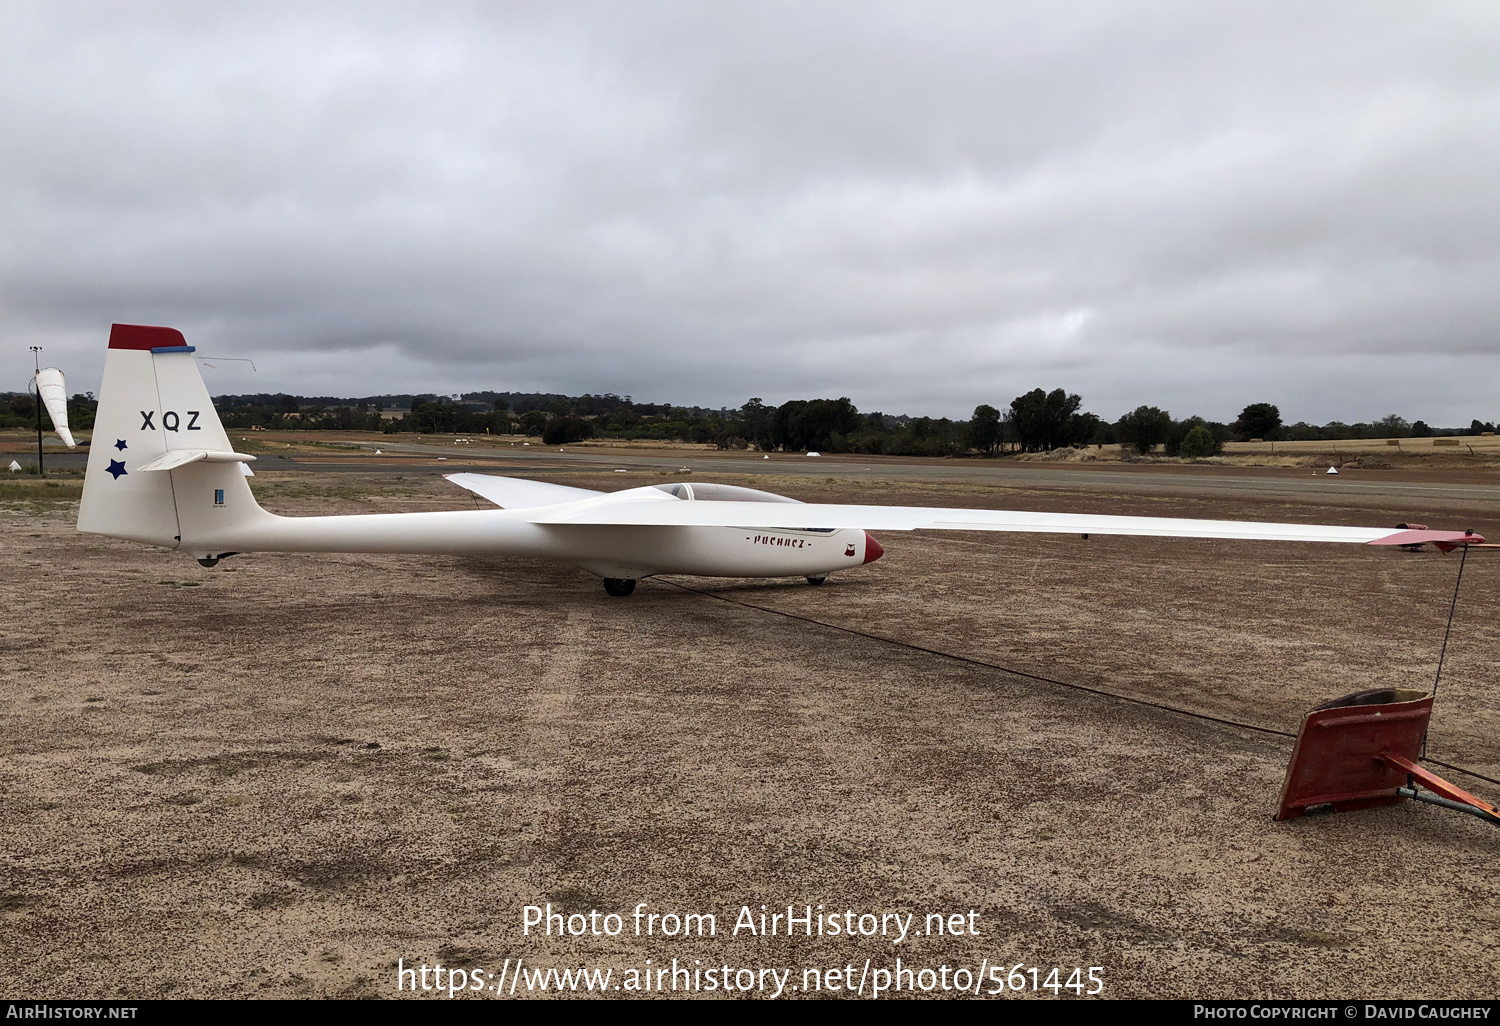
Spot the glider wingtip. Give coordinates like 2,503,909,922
1369,529,1485,549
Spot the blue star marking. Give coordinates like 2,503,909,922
106,459,127,480
114,439,127,451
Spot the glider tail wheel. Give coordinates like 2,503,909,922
602,578,637,597
806,575,827,586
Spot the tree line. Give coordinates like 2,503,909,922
2,389,1494,457
1,393,98,431
201,391,1500,456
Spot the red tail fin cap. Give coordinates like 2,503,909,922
109,324,187,350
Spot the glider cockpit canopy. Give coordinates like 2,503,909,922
651,482,802,504
446,473,806,510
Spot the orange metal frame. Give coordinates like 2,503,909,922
1275,689,1498,824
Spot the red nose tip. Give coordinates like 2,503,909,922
863,532,884,564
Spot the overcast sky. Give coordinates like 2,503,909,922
3,2,1497,424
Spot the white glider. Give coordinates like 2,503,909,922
77,325,1483,597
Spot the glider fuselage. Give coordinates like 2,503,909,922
171,490,877,581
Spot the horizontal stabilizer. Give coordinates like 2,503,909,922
136,449,258,472
444,472,603,509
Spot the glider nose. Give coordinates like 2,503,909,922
863,532,884,564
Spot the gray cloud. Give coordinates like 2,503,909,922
3,1,1498,423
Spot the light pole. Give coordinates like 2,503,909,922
28,346,44,478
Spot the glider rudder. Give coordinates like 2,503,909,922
78,325,265,554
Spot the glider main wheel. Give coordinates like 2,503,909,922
603,578,637,597
806,575,827,586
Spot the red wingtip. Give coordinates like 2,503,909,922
109,324,187,350
1370,529,1485,549
863,531,884,564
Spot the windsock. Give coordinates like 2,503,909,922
33,367,76,447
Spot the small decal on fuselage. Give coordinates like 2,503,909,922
752,534,809,549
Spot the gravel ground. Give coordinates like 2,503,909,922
2,468,1497,1000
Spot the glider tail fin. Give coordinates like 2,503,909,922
78,324,269,557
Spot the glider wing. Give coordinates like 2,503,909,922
445,472,604,509
525,493,1480,547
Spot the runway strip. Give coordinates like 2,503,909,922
28,442,1500,505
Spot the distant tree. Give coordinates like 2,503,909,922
1068,411,1104,447
542,416,593,445
275,394,299,414
420,400,471,433
1234,403,1281,441
968,404,1001,455
741,398,774,451
770,397,861,452
1376,414,1411,438
1178,425,1218,458
546,399,573,417
606,408,642,431
1410,421,1433,438
1009,388,1083,451
1469,419,1495,435
519,410,548,436
998,409,1018,451
1116,406,1172,454
66,393,97,431
1165,416,1226,456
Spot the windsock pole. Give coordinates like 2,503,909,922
28,346,43,478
